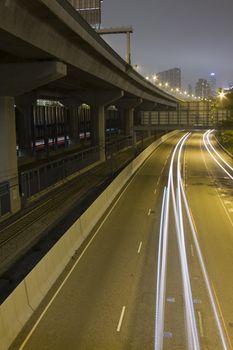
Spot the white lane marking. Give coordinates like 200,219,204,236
167,297,175,303
198,311,204,337
154,188,157,195
191,244,194,257
148,208,152,216
137,241,142,254
156,176,161,186
117,306,126,332
163,331,173,338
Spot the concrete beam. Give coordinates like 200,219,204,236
0,62,67,96
74,90,124,107
115,97,142,110
136,101,157,111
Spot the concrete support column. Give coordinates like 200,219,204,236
16,104,33,157
91,105,106,162
68,107,80,145
148,111,152,138
124,108,134,137
0,97,20,214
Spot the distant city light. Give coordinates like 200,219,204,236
218,91,226,100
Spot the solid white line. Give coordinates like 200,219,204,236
137,241,142,254
148,208,152,216
198,311,204,337
154,188,157,195
117,306,126,332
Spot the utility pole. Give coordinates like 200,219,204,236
96,27,133,65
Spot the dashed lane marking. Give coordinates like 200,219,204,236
117,306,126,332
191,244,194,257
137,241,142,254
198,311,204,337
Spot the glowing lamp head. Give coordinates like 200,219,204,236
218,91,226,100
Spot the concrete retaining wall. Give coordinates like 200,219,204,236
0,130,178,350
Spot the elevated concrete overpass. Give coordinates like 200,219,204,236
0,0,177,107
0,0,178,217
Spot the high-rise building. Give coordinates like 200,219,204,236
208,73,217,96
188,84,193,96
195,79,210,98
68,0,103,29
156,68,181,89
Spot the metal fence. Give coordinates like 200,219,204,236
105,136,132,157
0,182,10,217
20,146,100,200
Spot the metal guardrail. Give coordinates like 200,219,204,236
0,182,10,217
105,136,132,156
20,145,100,199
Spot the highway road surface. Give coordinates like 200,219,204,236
10,131,233,350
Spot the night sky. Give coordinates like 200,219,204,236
102,0,233,89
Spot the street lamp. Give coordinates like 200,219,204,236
218,91,226,100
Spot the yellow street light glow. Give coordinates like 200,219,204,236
146,76,149,80
159,83,162,87
218,91,226,100
152,75,157,80
165,82,169,87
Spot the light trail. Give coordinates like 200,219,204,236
156,130,230,350
155,188,167,350
155,133,200,350
207,130,233,173
203,130,233,180
179,175,229,350
176,134,200,350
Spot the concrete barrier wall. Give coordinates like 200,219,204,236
0,130,178,350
